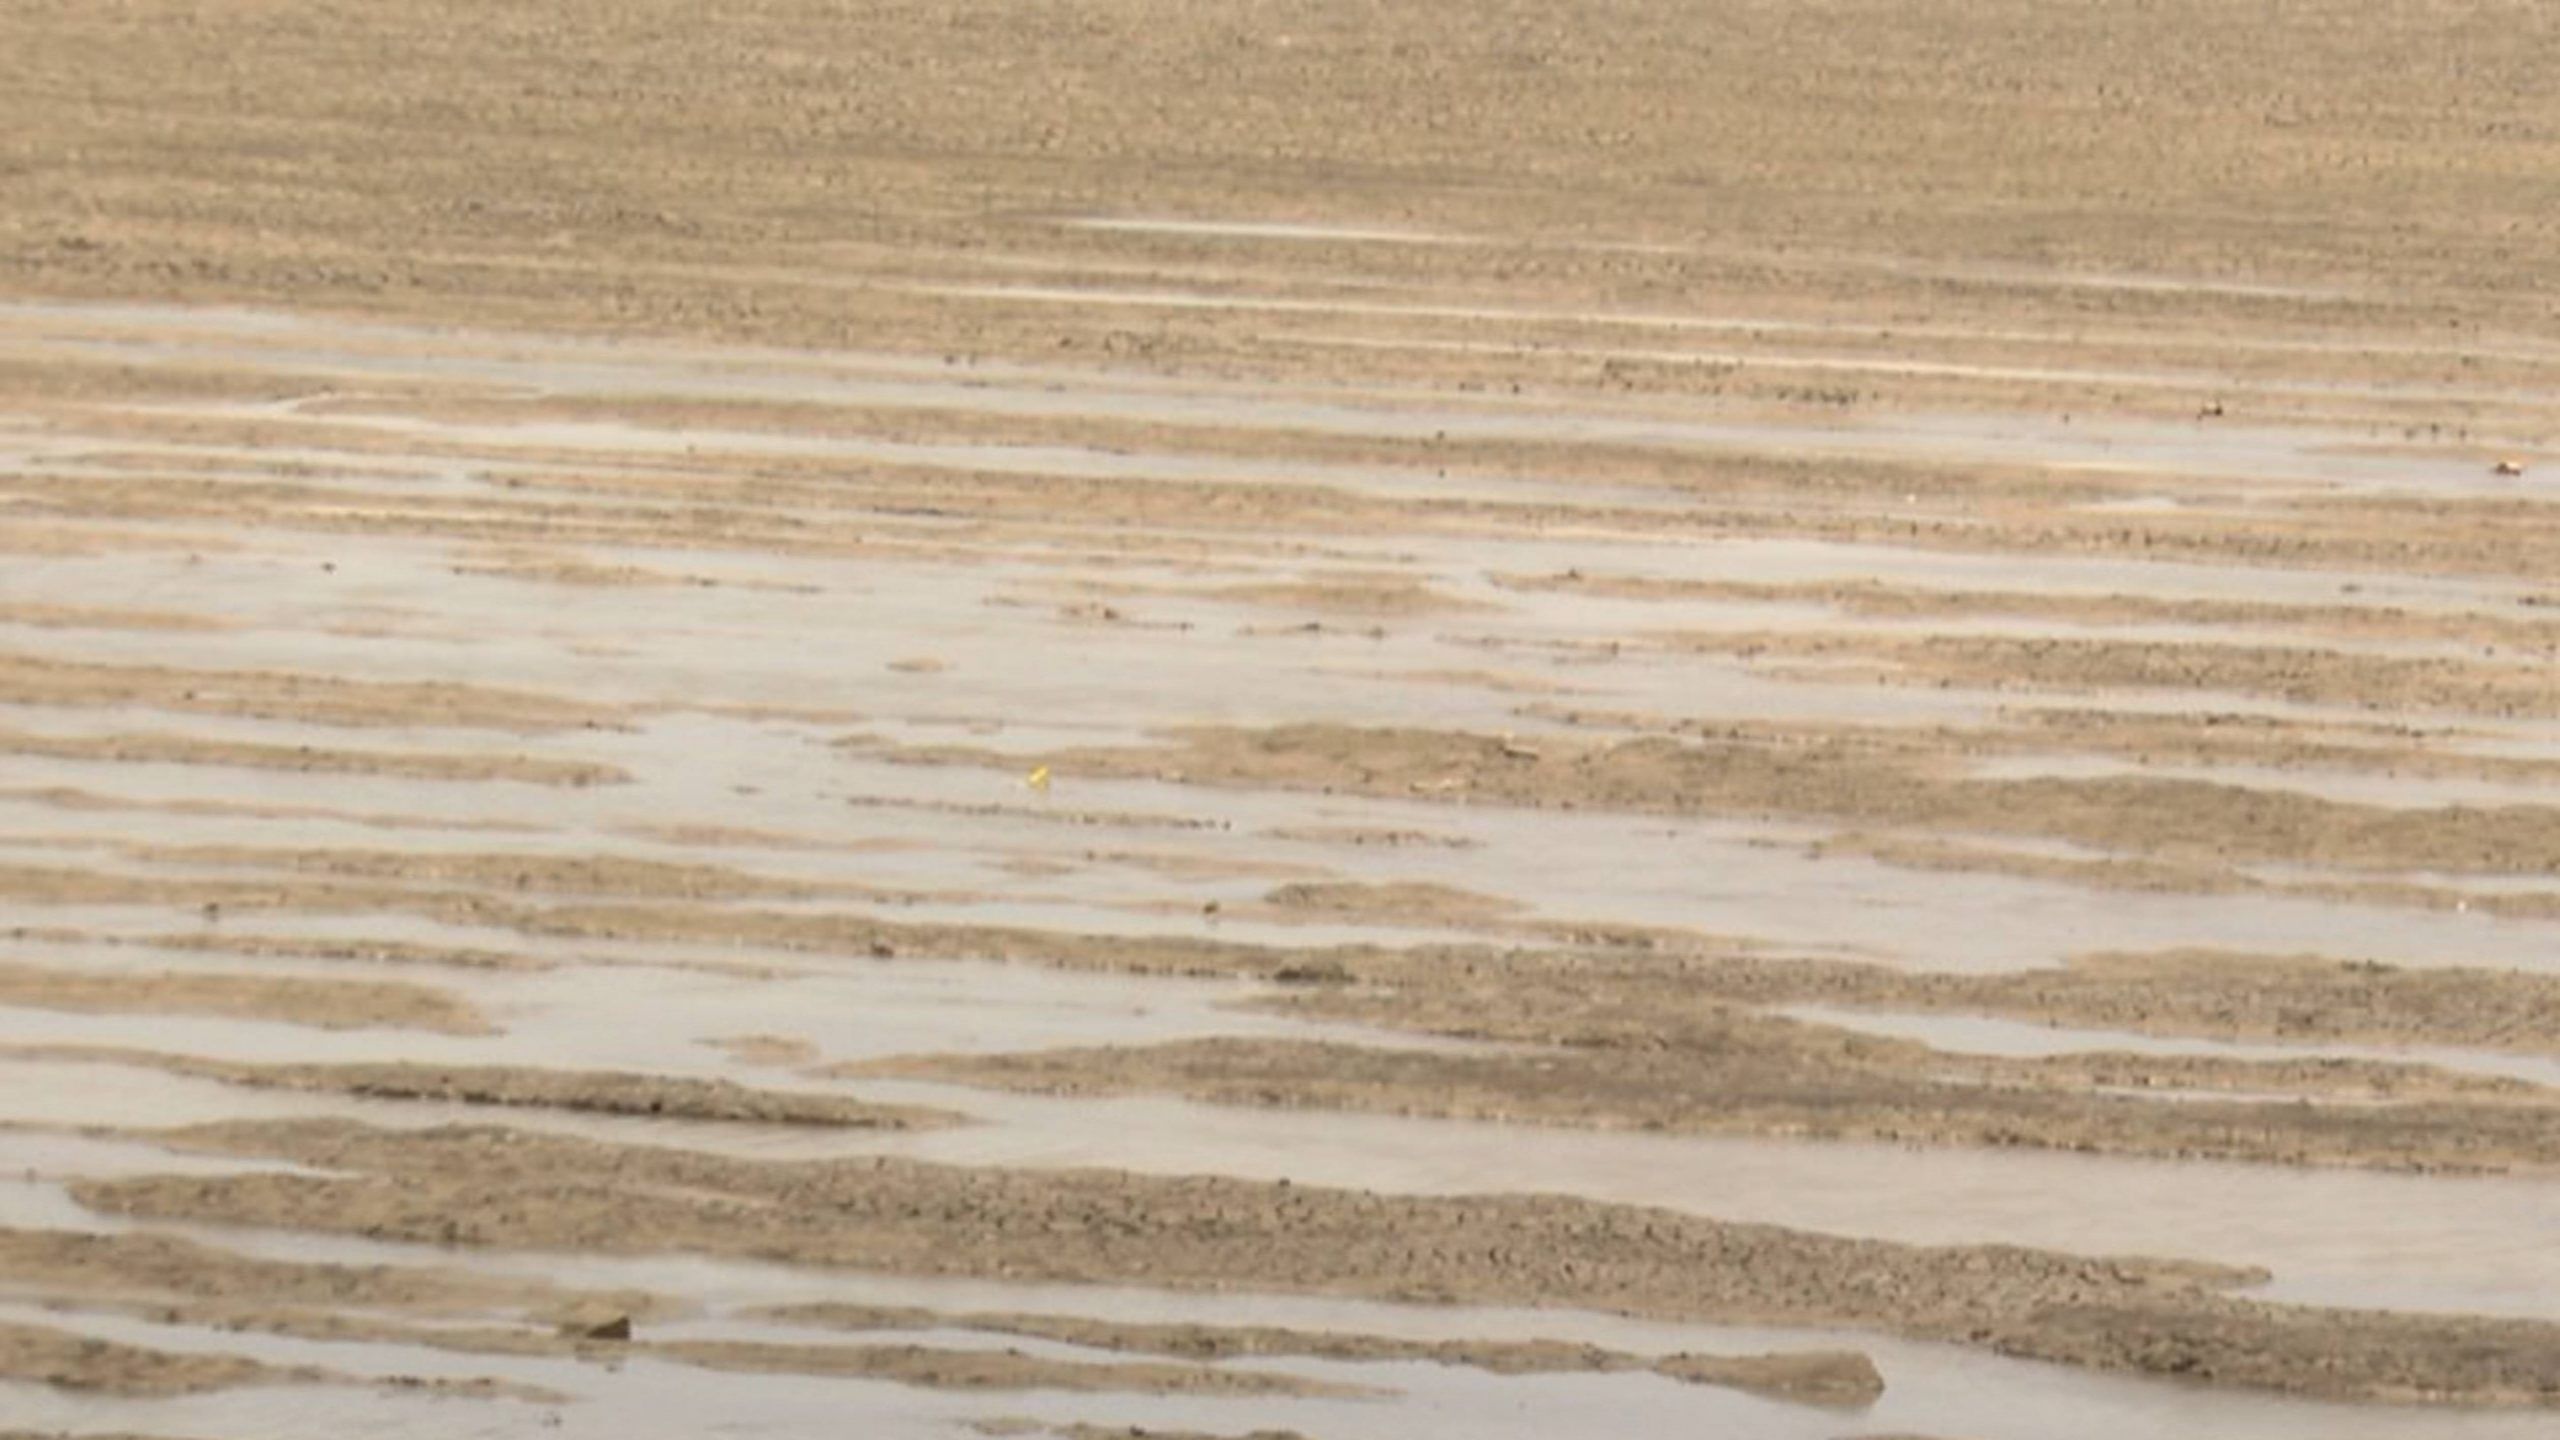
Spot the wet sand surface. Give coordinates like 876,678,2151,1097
5,1,2560,1434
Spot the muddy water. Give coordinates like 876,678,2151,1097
821,760,2560,973
11,976,2559,1323
0,940,1478,1080
11,290,2560,1434
9,1219,2555,1440
838,1080,2560,1322
8,694,2559,988
140,398,1706,510
7,299,2546,518
17,1309,2550,1440
1782,1004,2560,1091
1965,752,2560,810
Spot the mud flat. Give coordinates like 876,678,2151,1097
6,0,2560,1435
63,1117,2560,1410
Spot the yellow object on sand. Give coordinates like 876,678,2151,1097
1025,765,1051,792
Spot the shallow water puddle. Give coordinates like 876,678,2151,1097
1783,1003,2560,1090
1965,751,2560,810
0,938,1472,1083
5,1234,2550,1440
12,293,2560,1433
855,1080,2560,1322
